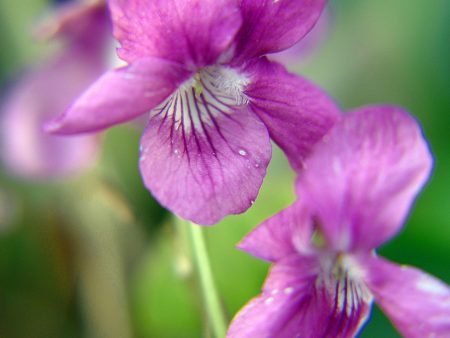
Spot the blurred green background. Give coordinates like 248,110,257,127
0,0,449,337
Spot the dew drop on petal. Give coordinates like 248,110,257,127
284,287,294,295
238,149,247,156
265,297,274,305
173,149,181,158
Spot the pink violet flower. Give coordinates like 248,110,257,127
45,0,340,225
0,0,109,179
228,106,450,337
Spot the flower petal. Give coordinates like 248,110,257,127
296,106,433,251
232,0,327,62
109,0,242,66
1,5,107,178
45,57,191,134
238,201,313,262
244,58,340,170
268,8,330,65
361,255,450,338
227,255,373,338
139,88,271,225
35,0,107,41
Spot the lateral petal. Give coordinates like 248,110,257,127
45,57,191,134
244,58,340,170
362,255,450,338
237,201,313,262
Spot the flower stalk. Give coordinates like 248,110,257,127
184,220,227,338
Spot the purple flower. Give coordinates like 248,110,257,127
227,106,450,337
1,0,109,179
46,0,339,225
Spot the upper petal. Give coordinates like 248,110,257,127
361,255,450,338
232,0,327,62
296,106,433,251
109,0,242,66
244,58,340,171
139,69,271,225
238,201,313,262
46,57,191,134
227,255,373,338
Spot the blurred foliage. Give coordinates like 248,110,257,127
0,0,449,337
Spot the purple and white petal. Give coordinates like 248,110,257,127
297,106,433,251
46,57,191,134
238,201,313,262
139,67,271,225
244,58,340,170
227,255,372,338
109,0,242,66
232,0,327,62
361,255,450,338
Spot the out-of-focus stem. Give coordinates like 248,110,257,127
185,221,227,338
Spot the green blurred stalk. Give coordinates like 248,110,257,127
184,220,227,338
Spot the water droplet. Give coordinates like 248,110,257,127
271,289,278,295
238,149,247,156
265,297,274,305
284,287,294,295
250,200,255,205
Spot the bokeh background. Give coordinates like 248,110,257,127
0,0,449,337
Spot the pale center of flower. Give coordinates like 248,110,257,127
319,253,373,316
150,66,249,135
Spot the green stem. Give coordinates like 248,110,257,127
186,221,227,338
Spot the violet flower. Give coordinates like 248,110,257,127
46,0,339,225
1,0,109,179
228,106,450,337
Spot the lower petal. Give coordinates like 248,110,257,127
361,255,450,338
228,255,373,338
139,101,271,225
244,58,341,171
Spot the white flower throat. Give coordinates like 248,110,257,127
150,66,249,134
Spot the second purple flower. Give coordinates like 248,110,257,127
46,0,339,224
